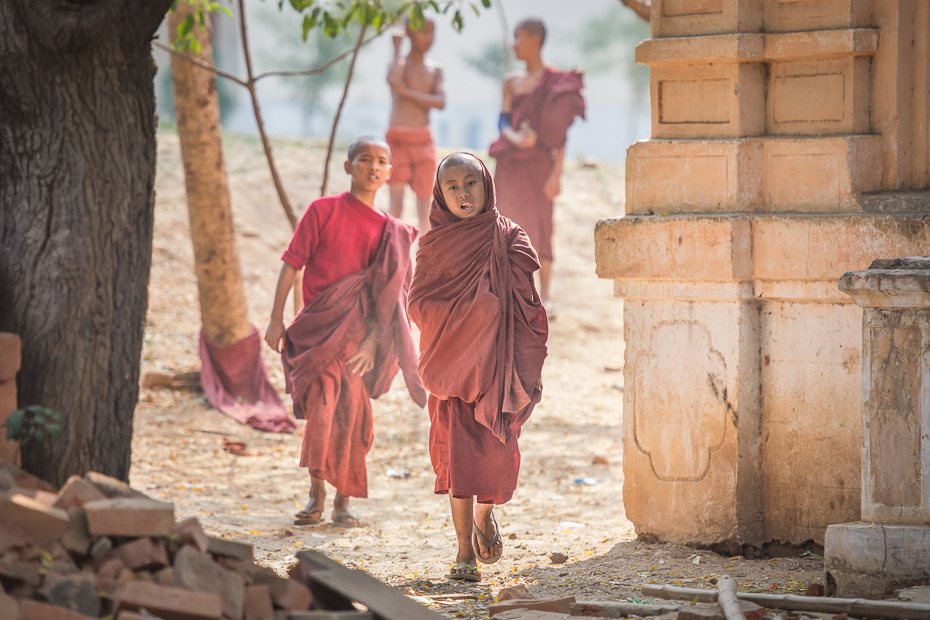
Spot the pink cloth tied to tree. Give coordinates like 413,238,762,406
283,217,427,419
199,328,296,433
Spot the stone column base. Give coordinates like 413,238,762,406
825,522,930,597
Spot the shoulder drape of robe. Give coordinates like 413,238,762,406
408,156,548,443
283,217,427,419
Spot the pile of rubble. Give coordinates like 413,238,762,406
0,464,351,620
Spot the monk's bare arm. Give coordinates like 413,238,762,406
392,67,445,110
347,319,382,376
265,263,298,353
544,146,566,201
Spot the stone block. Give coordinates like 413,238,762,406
650,0,762,38
272,578,313,611
245,584,275,620
175,516,210,553
825,523,930,596
0,493,69,549
20,600,97,620
0,380,19,465
84,497,175,537
0,333,21,383
54,475,107,510
207,535,253,561
763,0,872,33
650,62,764,139
83,472,150,500
113,580,223,620
174,545,245,620
490,596,575,617
108,537,169,570
38,572,101,617
61,507,92,556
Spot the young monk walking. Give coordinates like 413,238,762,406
490,17,585,306
265,136,426,527
386,16,445,233
408,153,548,581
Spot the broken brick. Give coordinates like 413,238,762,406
84,497,174,537
97,558,127,581
273,578,313,611
38,572,101,617
83,472,150,501
678,602,765,620
498,584,534,602
490,596,575,617
207,535,253,561
154,566,175,585
806,583,825,597
0,521,36,555
20,599,97,620
0,493,69,548
54,476,107,510
113,580,223,620
175,516,210,553
174,545,245,620
493,610,572,620
60,508,91,556
106,537,169,571
245,584,274,620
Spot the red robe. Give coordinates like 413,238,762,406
282,195,426,498
408,156,548,504
490,68,585,262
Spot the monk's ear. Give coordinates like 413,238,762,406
385,163,393,182
344,160,351,175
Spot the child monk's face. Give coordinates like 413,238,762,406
512,27,540,61
439,163,486,220
344,143,392,192
407,20,435,53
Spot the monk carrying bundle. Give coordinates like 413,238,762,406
265,137,425,527
408,152,548,581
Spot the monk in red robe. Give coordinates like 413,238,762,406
266,136,426,527
490,17,585,305
408,153,548,582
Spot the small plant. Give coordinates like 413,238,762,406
4,405,65,444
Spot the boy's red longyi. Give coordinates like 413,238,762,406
408,159,548,505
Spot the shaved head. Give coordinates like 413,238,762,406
348,136,390,162
438,152,483,179
515,17,546,46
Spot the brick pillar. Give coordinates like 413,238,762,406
825,256,930,596
0,333,21,464
596,0,930,549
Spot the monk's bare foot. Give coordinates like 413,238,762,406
332,491,360,528
473,506,503,563
295,480,325,524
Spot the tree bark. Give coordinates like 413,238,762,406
169,5,252,347
0,0,173,485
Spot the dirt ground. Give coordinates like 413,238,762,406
131,129,825,618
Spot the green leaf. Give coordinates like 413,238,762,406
179,14,195,37
409,4,425,31
471,2,480,17
47,424,63,441
302,13,317,39
481,0,490,7
452,9,463,31
34,430,45,443
5,410,24,441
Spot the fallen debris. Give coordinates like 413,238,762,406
141,369,203,392
0,464,445,620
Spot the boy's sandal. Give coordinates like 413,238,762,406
447,563,481,582
294,508,324,526
472,511,503,564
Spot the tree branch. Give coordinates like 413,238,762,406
617,0,651,21
153,40,248,87
253,32,382,82
320,23,368,198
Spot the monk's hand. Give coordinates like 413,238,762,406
265,319,286,353
348,338,378,376
544,172,561,200
387,61,404,89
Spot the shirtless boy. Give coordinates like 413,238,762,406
266,137,424,527
386,17,446,233
490,17,585,306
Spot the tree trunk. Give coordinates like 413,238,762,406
0,0,173,485
168,5,252,347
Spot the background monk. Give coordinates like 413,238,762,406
386,16,445,233
489,17,585,307
265,136,426,527
409,153,548,582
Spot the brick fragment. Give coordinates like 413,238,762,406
0,521,36,554
273,578,313,611
20,599,97,620
492,611,572,620
245,584,275,620
498,584,534,602
805,583,825,597
154,566,175,585
97,558,127,580
54,475,107,510
0,334,21,382
490,596,575,617
61,507,92,555
174,545,245,620
84,497,175,537
89,536,113,560
207,535,253,561
0,493,69,548
11,468,57,493
113,580,223,620
677,602,765,620
83,472,151,500
39,572,101,617
106,537,169,570
175,517,210,553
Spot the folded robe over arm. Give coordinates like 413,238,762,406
408,157,548,504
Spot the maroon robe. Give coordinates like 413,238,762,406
490,68,585,262
408,155,548,504
282,217,426,497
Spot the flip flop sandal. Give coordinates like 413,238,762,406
447,563,481,582
294,509,323,526
332,513,360,528
472,511,503,564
